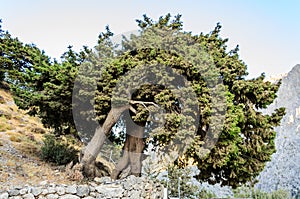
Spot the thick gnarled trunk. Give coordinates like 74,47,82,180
79,106,128,177
110,120,145,179
79,106,145,179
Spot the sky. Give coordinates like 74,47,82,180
0,0,300,78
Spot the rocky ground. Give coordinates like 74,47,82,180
0,131,74,191
0,88,74,191
2,64,300,197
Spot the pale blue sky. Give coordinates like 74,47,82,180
0,0,299,78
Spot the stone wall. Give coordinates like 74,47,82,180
0,176,164,199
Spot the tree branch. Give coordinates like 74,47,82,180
129,100,159,108
129,105,137,114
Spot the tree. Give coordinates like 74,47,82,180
77,14,285,188
0,19,50,84
0,19,90,137
4,14,285,188
8,45,83,135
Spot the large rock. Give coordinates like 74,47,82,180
46,194,59,199
66,185,77,194
0,192,8,199
59,194,80,199
31,187,43,196
23,193,35,199
8,189,19,196
76,185,89,197
55,186,65,195
255,64,300,196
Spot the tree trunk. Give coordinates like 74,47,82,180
80,106,128,177
111,111,145,180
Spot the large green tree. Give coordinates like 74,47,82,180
2,15,285,188
15,46,91,136
0,19,49,84
78,14,285,188
0,20,88,136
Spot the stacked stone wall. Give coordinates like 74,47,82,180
0,176,164,199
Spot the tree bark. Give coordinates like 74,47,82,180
111,111,145,180
80,106,128,177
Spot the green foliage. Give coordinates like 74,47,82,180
11,46,87,135
1,14,286,188
234,185,292,199
0,20,82,135
294,190,300,199
1,26,90,136
41,134,79,165
0,19,51,83
91,14,286,187
160,165,215,199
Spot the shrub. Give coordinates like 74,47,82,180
41,134,79,165
160,164,215,199
234,185,292,199
294,190,300,199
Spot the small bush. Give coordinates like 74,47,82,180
160,165,215,199
234,185,292,199
41,134,79,165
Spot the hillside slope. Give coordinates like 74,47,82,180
0,87,72,191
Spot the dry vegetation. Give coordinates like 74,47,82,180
0,88,75,190
0,89,45,155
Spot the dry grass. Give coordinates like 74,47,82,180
0,116,13,132
0,88,47,156
0,88,77,189
0,110,12,120
14,141,40,156
6,131,42,157
7,131,26,142
6,159,16,167
0,150,73,188
0,89,12,102
9,134,22,142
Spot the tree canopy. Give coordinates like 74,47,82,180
0,14,285,188
0,20,88,135
77,14,285,187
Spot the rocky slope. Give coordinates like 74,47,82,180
255,64,300,196
0,87,166,198
194,65,300,198
0,87,73,191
